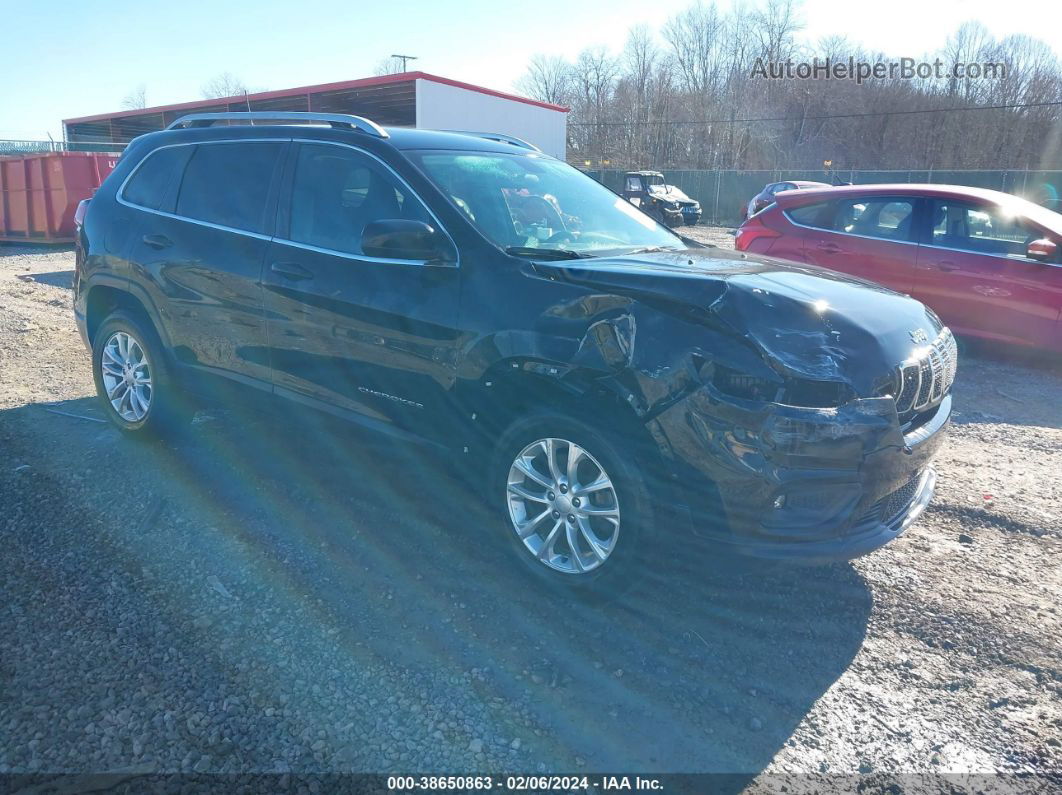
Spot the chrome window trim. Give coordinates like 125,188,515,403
116,137,460,267
784,201,921,247
116,138,287,241
276,138,460,269
920,238,1057,264
270,237,447,267
785,205,1058,263
782,196,1061,264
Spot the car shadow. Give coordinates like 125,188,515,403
951,344,1062,431
16,270,75,288
1,395,871,781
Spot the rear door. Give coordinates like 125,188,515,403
123,140,286,390
766,199,832,262
800,195,920,293
914,198,1062,348
262,140,462,442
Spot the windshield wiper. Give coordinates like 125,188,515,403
505,246,593,260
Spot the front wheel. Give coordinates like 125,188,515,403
492,412,654,596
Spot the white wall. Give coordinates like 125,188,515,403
415,79,567,159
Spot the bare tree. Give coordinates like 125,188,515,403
521,0,1062,171
121,85,147,110
662,0,725,95
941,22,992,101
201,72,256,100
751,0,803,61
373,56,406,76
515,55,573,106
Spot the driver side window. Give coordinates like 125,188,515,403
288,144,430,256
929,200,1036,257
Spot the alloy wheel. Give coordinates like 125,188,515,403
100,331,153,422
506,437,621,574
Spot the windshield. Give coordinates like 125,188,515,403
409,151,683,257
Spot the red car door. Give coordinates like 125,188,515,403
799,195,919,294
914,198,1062,350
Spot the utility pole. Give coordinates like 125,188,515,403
391,54,418,72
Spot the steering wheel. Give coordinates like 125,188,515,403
519,196,566,233
544,229,578,247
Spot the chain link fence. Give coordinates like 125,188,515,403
5,138,1058,228
585,168,1062,226
0,139,125,156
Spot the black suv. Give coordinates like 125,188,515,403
75,112,955,592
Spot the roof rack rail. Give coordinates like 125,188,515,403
450,131,541,152
166,112,389,139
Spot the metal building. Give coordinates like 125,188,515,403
63,72,569,158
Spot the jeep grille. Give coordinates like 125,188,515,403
894,328,958,416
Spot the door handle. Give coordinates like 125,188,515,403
142,234,172,250
936,261,960,272
270,262,314,281
816,241,842,253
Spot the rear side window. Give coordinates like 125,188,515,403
122,146,192,211
175,143,284,234
831,197,915,241
785,201,830,228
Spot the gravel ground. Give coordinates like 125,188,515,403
1,235,1060,788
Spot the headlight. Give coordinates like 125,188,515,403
713,366,851,407
783,379,853,408
713,366,782,401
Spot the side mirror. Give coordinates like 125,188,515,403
1026,238,1058,262
362,219,454,262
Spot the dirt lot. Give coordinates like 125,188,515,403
1,234,1060,789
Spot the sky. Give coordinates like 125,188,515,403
3,0,1062,140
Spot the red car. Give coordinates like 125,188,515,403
736,184,1062,353
742,180,830,220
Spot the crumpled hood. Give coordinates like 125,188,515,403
648,185,697,204
543,248,944,394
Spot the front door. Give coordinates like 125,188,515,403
262,141,462,442
914,198,1062,348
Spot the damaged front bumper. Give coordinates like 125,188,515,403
653,385,951,562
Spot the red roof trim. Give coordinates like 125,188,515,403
775,183,1016,204
62,71,568,126
413,73,568,112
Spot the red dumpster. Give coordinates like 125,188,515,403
0,151,121,244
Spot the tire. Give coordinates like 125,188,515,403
91,311,191,436
491,411,655,597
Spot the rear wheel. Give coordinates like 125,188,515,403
91,311,190,436
493,412,654,596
